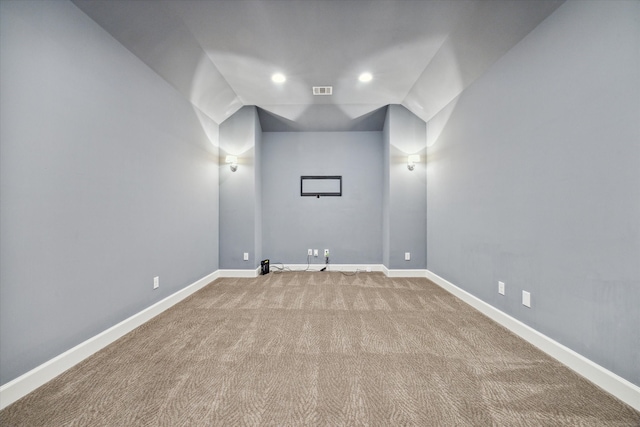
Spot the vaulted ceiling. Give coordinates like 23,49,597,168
72,0,564,131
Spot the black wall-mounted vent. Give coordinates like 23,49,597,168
301,176,342,197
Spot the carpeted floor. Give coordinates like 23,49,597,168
1,272,639,426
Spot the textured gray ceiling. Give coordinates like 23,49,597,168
72,0,564,131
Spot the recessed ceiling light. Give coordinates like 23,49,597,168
272,73,286,83
359,72,373,82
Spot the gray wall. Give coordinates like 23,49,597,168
426,0,640,386
219,106,261,269
0,0,219,385
261,132,383,265
384,105,427,269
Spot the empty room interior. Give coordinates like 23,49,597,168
1,0,639,424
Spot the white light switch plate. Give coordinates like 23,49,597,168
498,281,505,295
405,252,411,261
243,252,249,261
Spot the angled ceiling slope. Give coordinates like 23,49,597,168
72,0,564,131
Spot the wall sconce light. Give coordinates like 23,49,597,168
407,154,420,171
225,155,238,172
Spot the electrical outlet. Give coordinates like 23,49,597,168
324,249,329,257
243,252,249,261
405,252,411,261
314,249,318,257
153,276,159,289
522,290,531,307
308,249,313,256
498,281,505,295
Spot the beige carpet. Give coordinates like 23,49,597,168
1,272,639,426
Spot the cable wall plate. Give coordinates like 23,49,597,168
300,176,342,197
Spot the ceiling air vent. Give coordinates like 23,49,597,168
312,86,333,96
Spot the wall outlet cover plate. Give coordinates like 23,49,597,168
522,290,531,307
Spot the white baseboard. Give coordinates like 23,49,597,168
385,268,428,278
217,267,260,278
0,270,219,410
425,269,640,412
271,263,384,273
6,268,636,413
270,264,429,276
263,264,427,277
